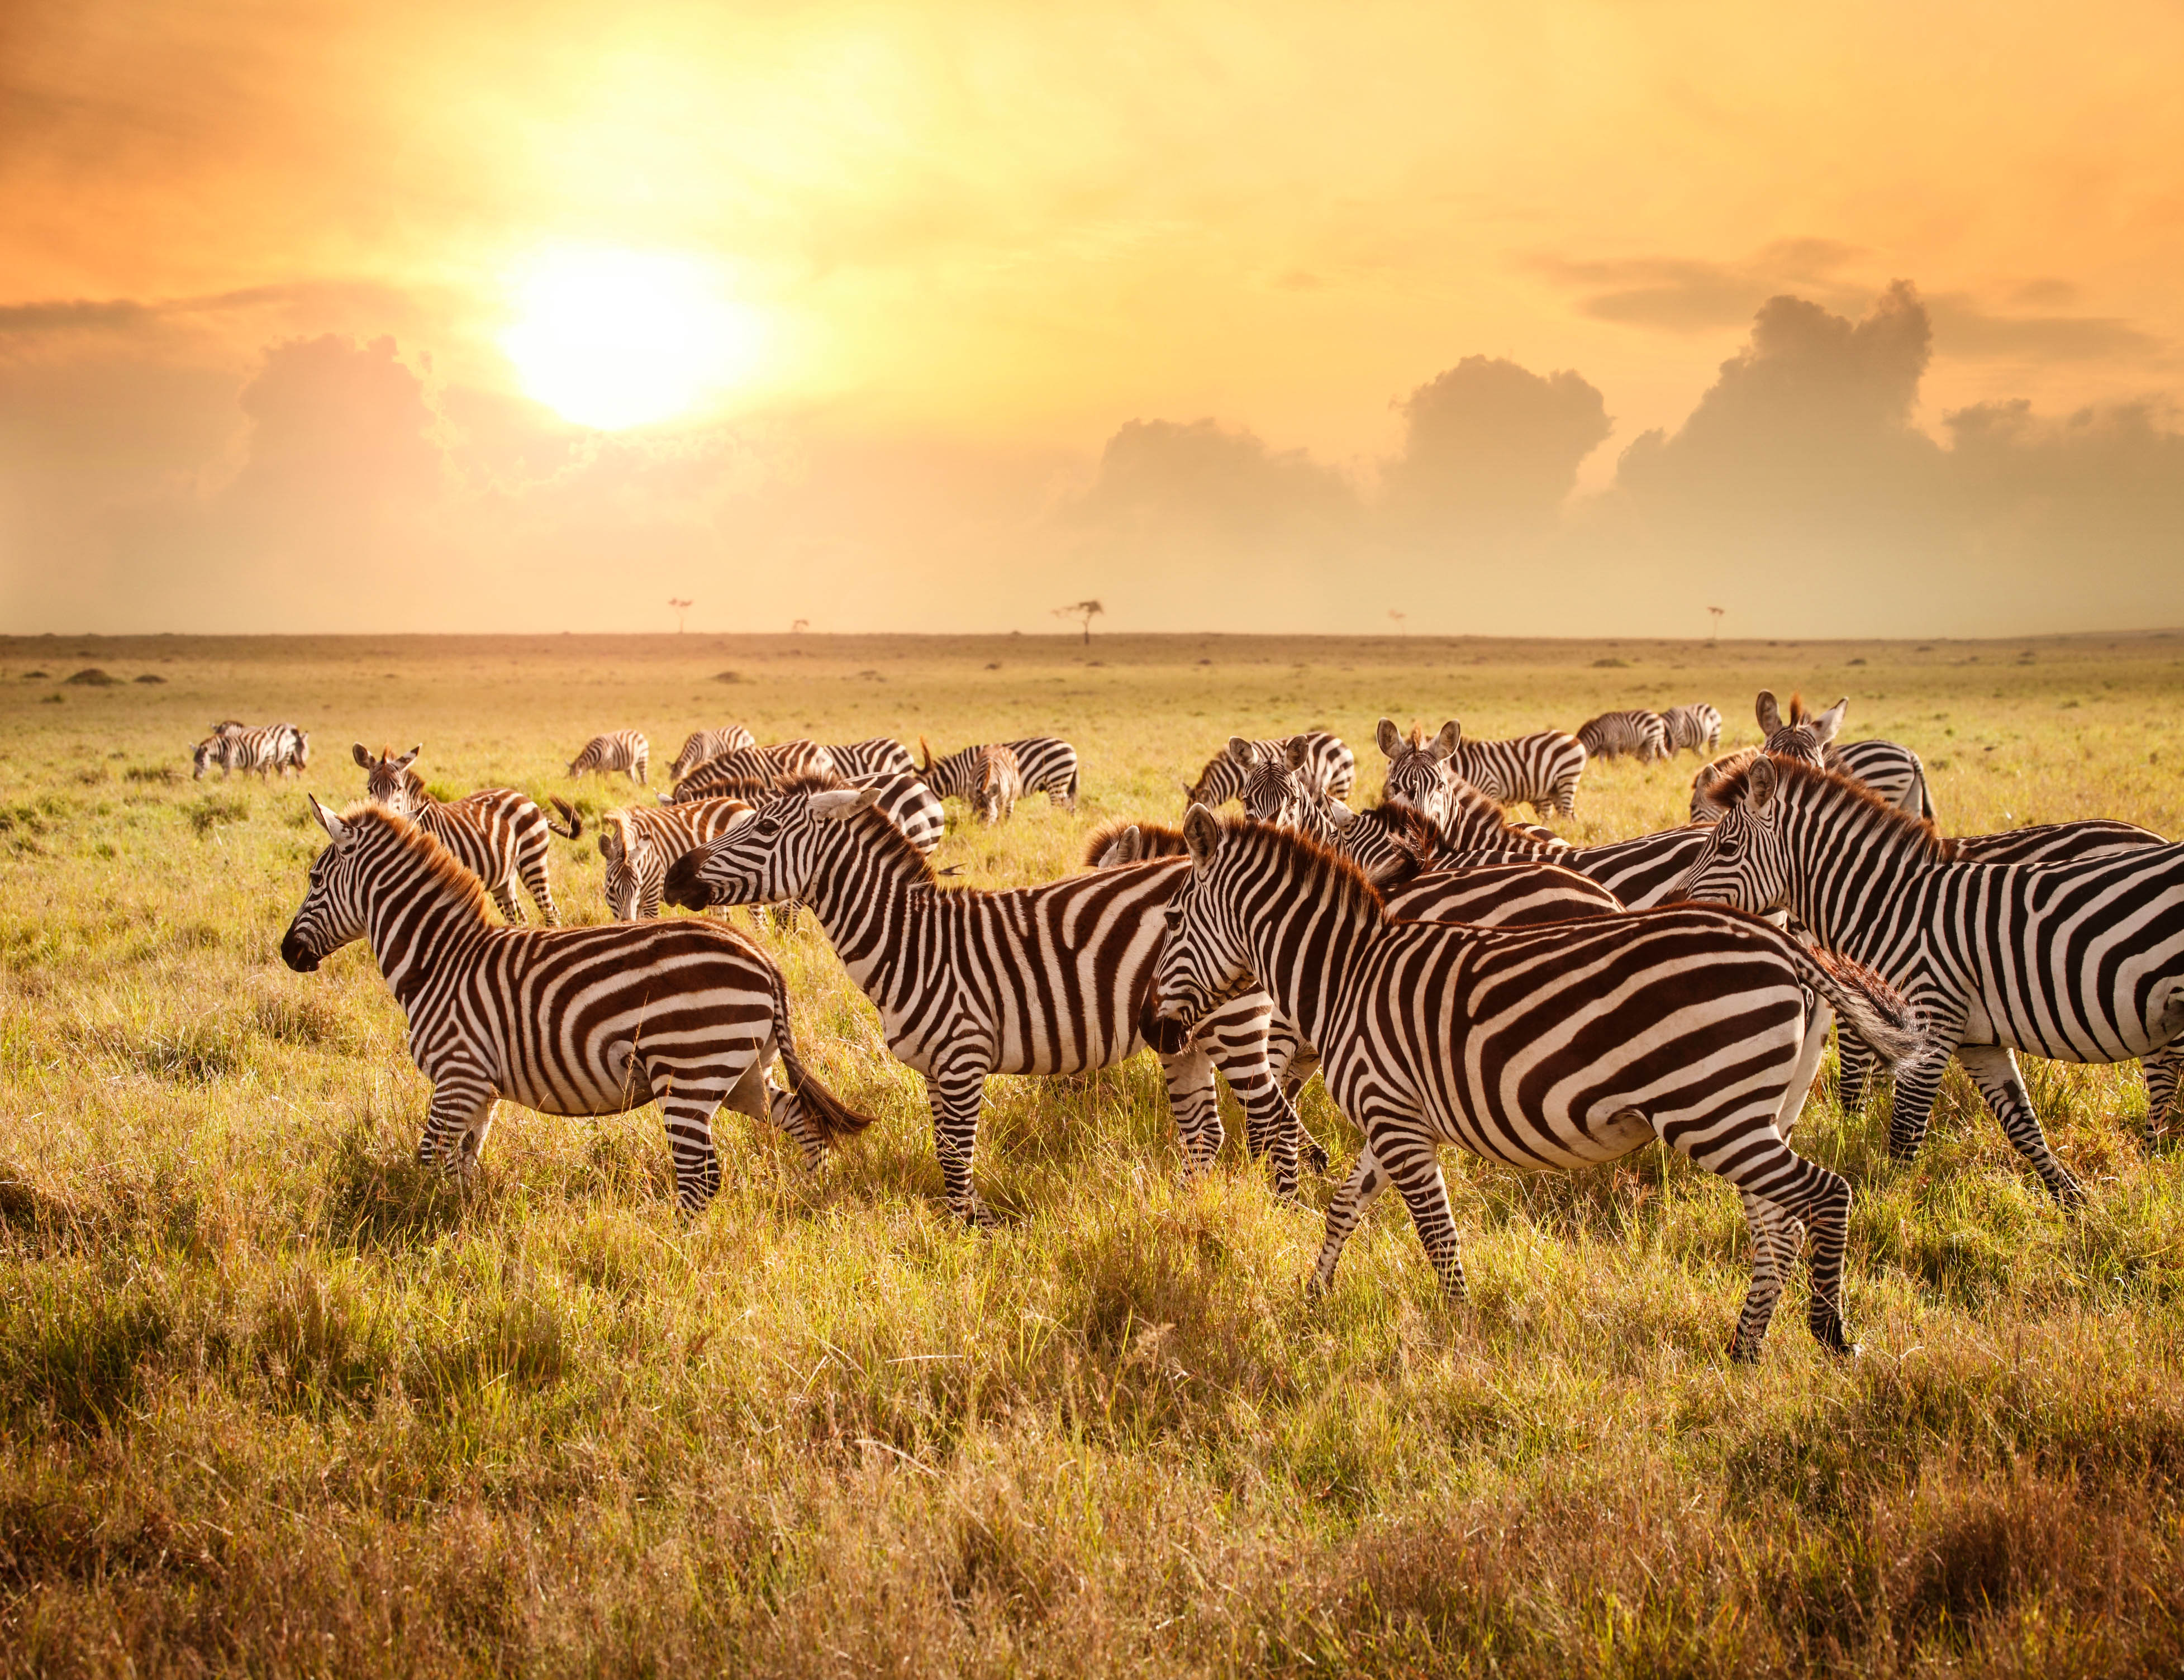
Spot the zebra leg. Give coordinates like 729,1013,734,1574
655,1090,725,1211
1364,1111,1466,1302
1155,1043,1227,1182
1835,1025,1875,1113
1955,1044,2086,1207
489,877,527,924
419,1072,496,1180
518,850,560,926
1308,1143,1392,1297
1685,1129,1853,1359
1731,1190,1807,1360
1262,1017,1330,1177
1193,996,1303,1196
927,1057,994,1226
1883,1045,1957,1163
2141,1045,2181,1150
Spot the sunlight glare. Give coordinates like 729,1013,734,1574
501,249,765,429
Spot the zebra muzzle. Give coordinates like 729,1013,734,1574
660,853,715,910
279,931,321,973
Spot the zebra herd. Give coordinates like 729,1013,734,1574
276,691,2183,1363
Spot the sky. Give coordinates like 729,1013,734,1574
3,0,2182,637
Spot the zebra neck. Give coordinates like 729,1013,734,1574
1784,801,1930,956
797,824,931,984
361,843,492,1002
1245,884,1381,1049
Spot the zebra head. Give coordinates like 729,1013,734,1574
1239,738,1358,848
353,744,425,816
597,811,652,920
281,796,374,972
1150,805,1259,1034
1671,756,1793,913
1376,718,1460,821
191,737,221,779
1754,691,1847,764
664,785,878,909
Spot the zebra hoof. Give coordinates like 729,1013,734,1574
1726,1336,1763,1365
1302,1141,1331,1175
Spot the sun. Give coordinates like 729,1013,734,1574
500,248,767,430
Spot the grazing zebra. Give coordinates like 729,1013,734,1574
1692,692,1935,821
1445,725,1587,819
192,723,302,780
668,726,756,781
1659,703,1723,755
600,798,756,920
281,799,871,1208
920,736,1079,811
970,744,1025,825
1183,731,1356,808
1153,811,1925,1360
660,784,1300,1215
826,737,919,780
352,744,579,925
568,731,650,786
670,740,838,802
1575,709,1670,763
1674,758,2184,1196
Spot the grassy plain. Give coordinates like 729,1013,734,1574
2,628,2182,1678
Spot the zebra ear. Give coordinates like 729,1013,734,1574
1325,799,1357,830
396,745,421,770
1179,779,1198,803
1745,755,1780,812
1375,717,1401,759
1105,825,1143,866
1182,803,1222,868
307,794,353,848
351,743,373,768
917,735,934,773
1755,690,1782,734
1811,698,1848,745
1431,721,1460,760
1284,736,1311,772
1225,736,1254,765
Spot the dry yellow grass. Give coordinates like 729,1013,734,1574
2,629,2181,1677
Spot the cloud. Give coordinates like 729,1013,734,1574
1381,356,1611,531
1535,239,1866,333
1924,294,2163,362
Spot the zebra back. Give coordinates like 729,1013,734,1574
569,731,650,784
827,738,917,780
1447,728,1586,818
1658,703,1723,755
668,726,756,780
1574,709,1669,762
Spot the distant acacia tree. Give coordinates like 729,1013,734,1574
668,598,694,633
791,618,810,634
1388,609,1407,634
1707,606,1725,644
1054,599,1105,645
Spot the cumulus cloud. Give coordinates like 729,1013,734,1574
1534,239,1866,333
1381,356,1610,532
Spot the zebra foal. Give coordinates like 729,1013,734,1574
1152,812,1926,1360
354,745,579,924
920,736,1079,811
281,799,873,1207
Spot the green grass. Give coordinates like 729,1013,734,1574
2,627,2182,1677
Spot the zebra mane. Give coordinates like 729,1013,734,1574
340,803,493,920
1711,756,1948,858
775,770,851,799
821,790,940,883
1082,819,1188,864
1349,802,1437,850
1217,815,1387,922
1785,692,1810,726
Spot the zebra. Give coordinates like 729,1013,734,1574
1659,703,1723,755
920,736,1079,811
826,738,919,780
281,798,872,1208
1375,719,1467,824
352,744,580,925
1444,724,1587,819
1575,709,1670,763
192,723,301,780
600,798,756,920
970,744,1025,825
1183,731,1355,808
1152,810,1926,1360
1673,756,2184,1196
668,726,756,782
669,740,838,802
659,783,1302,1213
1692,691,1934,820
568,731,649,786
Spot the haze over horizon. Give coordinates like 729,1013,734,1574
3,1,2181,640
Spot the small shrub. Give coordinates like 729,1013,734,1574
62,668,120,686
20,669,48,679
132,673,167,684
714,670,744,683
1592,656,1629,668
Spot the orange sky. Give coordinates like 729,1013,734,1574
4,0,2182,634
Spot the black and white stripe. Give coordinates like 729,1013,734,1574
1693,691,1934,821
600,797,756,920
969,744,1025,825
1575,709,1670,763
280,799,873,1209
1154,812,1926,1360
826,737,919,780
193,722,303,780
1183,731,1355,808
920,736,1079,810
1674,758,2184,1197
1445,725,1587,818
660,784,1298,1217
669,740,839,802
568,730,649,786
668,726,756,782
353,744,579,925
1658,703,1723,755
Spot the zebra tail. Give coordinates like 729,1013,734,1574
765,962,877,1141
546,796,583,840
1790,945,1928,1067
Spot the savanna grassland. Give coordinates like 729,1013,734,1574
3,628,2183,1679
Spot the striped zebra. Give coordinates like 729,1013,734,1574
1673,758,2184,1197
1575,709,1671,763
668,726,756,781
1692,691,1934,820
1445,725,1587,819
1659,703,1723,755
568,731,649,785
970,745,1025,825
660,784,1298,1216
920,736,1079,811
192,723,302,780
352,744,579,925
826,737,919,780
600,798,756,920
1153,811,1926,1360
1183,731,1355,808
670,740,838,802
281,799,872,1208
